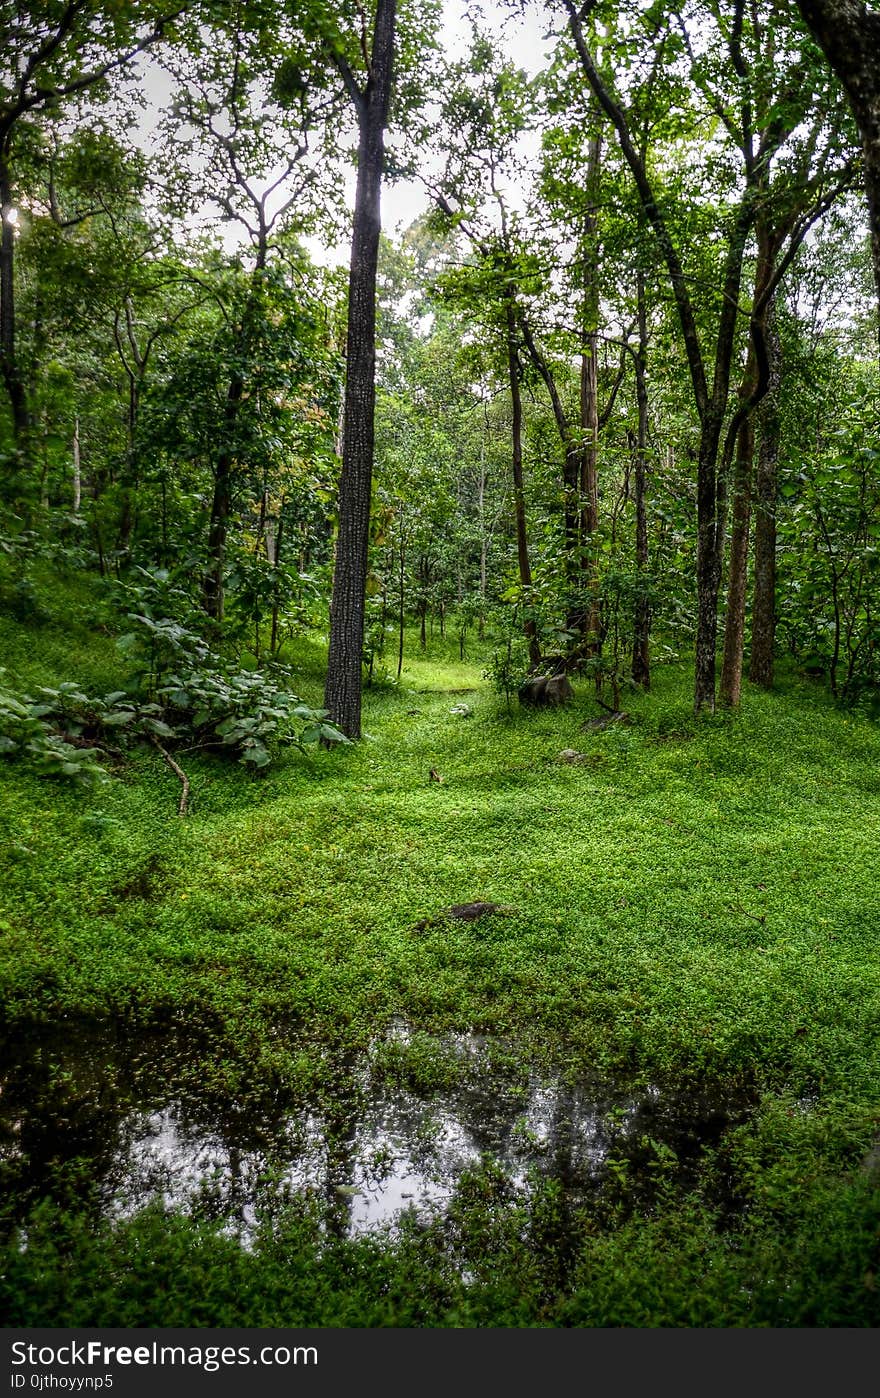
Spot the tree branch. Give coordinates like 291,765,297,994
562,0,709,417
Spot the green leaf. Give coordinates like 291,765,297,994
320,723,348,743
141,717,176,738
240,745,271,767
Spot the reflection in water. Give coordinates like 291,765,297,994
0,1021,752,1239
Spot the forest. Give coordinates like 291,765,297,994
1,0,880,1329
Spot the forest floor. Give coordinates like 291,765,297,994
1,573,880,1325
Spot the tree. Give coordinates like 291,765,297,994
793,0,880,345
0,0,185,465
322,0,398,739
560,0,855,711
159,9,343,619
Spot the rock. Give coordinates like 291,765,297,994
581,710,630,731
862,1135,880,1186
446,901,505,921
557,748,587,764
413,901,516,933
518,674,574,707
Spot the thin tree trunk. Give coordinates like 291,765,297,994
160,477,169,563
563,3,766,714
749,304,781,686
0,155,29,459
72,416,81,513
694,411,726,712
517,316,580,638
631,271,650,689
579,142,602,647
270,501,285,658
201,374,243,621
718,412,754,707
324,0,397,739
506,296,542,670
719,217,780,706
117,376,139,553
478,421,488,608
397,536,405,680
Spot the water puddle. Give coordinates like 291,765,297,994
0,1018,753,1239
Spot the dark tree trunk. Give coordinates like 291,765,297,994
397,537,405,681
201,374,244,621
631,270,651,689
693,411,725,712
749,305,782,686
0,155,29,459
579,145,602,647
718,413,755,708
718,210,784,705
506,296,542,671
517,316,580,643
795,0,880,348
269,500,285,658
324,0,397,739
116,374,140,554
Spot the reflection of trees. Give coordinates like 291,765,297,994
3,1023,750,1243
320,1052,362,1239
0,1029,133,1219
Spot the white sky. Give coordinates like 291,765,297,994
132,0,555,267
377,0,554,245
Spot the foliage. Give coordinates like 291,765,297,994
0,673,108,784
777,384,880,707
156,659,347,767
0,620,347,786
2,627,880,1325
1,0,880,1333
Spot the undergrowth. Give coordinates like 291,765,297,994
1,569,879,1325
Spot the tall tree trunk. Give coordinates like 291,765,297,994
0,155,29,460
269,500,285,658
579,140,602,646
749,304,781,686
506,296,542,671
478,417,488,611
718,412,755,707
324,0,397,739
631,271,651,688
719,217,781,706
693,410,726,711
72,416,81,513
117,373,140,553
517,315,579,644
396,536,405,680
201,374,244,621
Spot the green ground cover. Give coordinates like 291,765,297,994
1,578,879,1325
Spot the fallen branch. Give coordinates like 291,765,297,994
151,736,190,816
729,901,766,925
418,686,479,695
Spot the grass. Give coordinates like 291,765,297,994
1,571,880,1325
